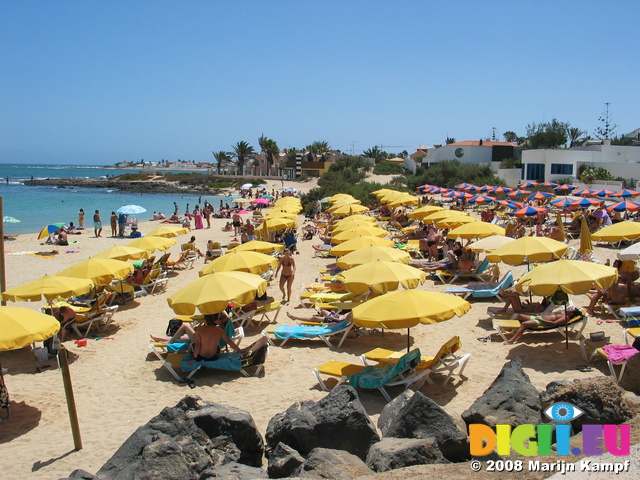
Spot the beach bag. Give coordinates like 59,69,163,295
241,336,269,369
166,319,183,336
43,335,61,355
242,301,258,313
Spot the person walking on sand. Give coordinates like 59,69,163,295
93,210,102,238
275,248,296,303
78,208,85,229
232,211,242,235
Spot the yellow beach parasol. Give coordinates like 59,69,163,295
408,205,444,219
447,222,505,239
199,249,278,276
388,195,420,208
0,306,60,350
590,221,640,242
336,245,411,269
233,240,284,254
93,245,151,261
331,226,389,243
330,235,395,255
352,290,471,351
486,237,568,265
167,271,267,315
555,212,567,243
145,225,190,238
262,217,296,231
341,260,426,294
331,219,378,233
330,204,370,216
424,210,467,223
57,258,134,285
264,211,297,219
578,216,593,255
328,193,355,204
2,275,94,303
467,236,514,254
436,215,479,229
327,198,361,212
127,236,177,252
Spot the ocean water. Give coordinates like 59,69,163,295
0,164,226,235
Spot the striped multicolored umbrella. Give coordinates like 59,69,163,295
507,189,531,197
525,191,554,201
570,198,603,208
490,186,512,194
611,189,640,198
574,188,596,197
606,201,640,212
521,181,539,188
590,189,615,198
512,206,548,217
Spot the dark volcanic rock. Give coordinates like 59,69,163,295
462,357,541,428
265,385,379,461
378,390,469,462
198,461,268,479
366,437,448,472
267,442,305,478
540,376,632,431
294,448,374,479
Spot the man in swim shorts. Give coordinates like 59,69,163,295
93,210,102,238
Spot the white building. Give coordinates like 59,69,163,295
521,143,640,183
420,140,520,167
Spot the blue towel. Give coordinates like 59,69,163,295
166,342,190,353
180,352,242,372
274,320,348,340
350,349,421,389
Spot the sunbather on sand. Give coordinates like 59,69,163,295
505,308,580,344
287,310,352,324
151,313,246,362
586,280,628,316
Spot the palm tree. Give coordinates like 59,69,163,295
212,150,231,175
363,146,386,164
232,141,255,176
306,140,330,155
259,135,280,176
503,131,519,143
567,127,586,148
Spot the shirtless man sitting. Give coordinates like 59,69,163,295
151,313,246,364
506,308,581,344
586,280,628,316
456,252,475,274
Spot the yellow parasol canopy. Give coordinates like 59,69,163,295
331,226,389,243
352,290,470,329
590,221,640,242
261,217,296,231
145,225,190,238
167,271,267,315
0,307,61,350
57,258,134,285
486,237,568,265
516,260,618,297
264,210,297,219
336,245,411,269
372,189,396,197
94,245,151,261
388,195,420,208
331,219,378,233
447,222,505,239
327,198,361,212
199,249,278,276
467,236,514,253
233,240,284,254
330,236,395,255
341,260,426,294
127,236,177,252
330,204,370,216
578,216,593,254
2,275,94,303
328,193,355,204
408,205,444,219
424,210,467,223
555,211,567,242
436,215,479,229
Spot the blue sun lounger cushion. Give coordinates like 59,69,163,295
180,352,243,372
274,320,349,340
349,349,422,389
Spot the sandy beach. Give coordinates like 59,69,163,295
0,177,638,479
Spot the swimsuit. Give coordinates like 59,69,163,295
233,220,241,227
94,221,101,229
529,315,545,327
194,346,220,362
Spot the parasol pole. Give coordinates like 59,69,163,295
58,346,82,450
0,197,6,306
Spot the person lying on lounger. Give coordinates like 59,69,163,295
505,308,581,344
287,310,352,324
496,289,552,313
151,313,246,362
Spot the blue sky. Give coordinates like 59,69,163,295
1,1,638,165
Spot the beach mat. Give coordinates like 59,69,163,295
28,251,59,258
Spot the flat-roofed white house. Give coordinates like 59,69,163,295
521,141,640,183
420,140,521,167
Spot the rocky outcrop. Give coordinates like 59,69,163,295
540,376,632,431
265,385,380,461
366,437,447,472
462,357,541,428
294,448,374,479
267,443,305,478
378,390,469,462
95,395,263,480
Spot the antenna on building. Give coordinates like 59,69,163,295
492,127,497,142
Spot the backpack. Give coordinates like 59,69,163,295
166,319,183,336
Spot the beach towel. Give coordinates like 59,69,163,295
165,342,190,353
274,320,348,340
349,349,422,389
602,344,639,364
180,352,243,372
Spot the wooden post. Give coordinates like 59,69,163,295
0,197,6,306
58,346,82,450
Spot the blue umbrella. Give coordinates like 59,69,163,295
117,205,146,215
262,194,275,200
257,184,268,188
3,216,20,223
225,195,241,202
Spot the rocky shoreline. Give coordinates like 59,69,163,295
25,177,219,194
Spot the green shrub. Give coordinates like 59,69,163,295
373,161,405,175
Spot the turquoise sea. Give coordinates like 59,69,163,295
0,164,226,235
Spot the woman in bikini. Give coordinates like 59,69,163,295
275,248,296,303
